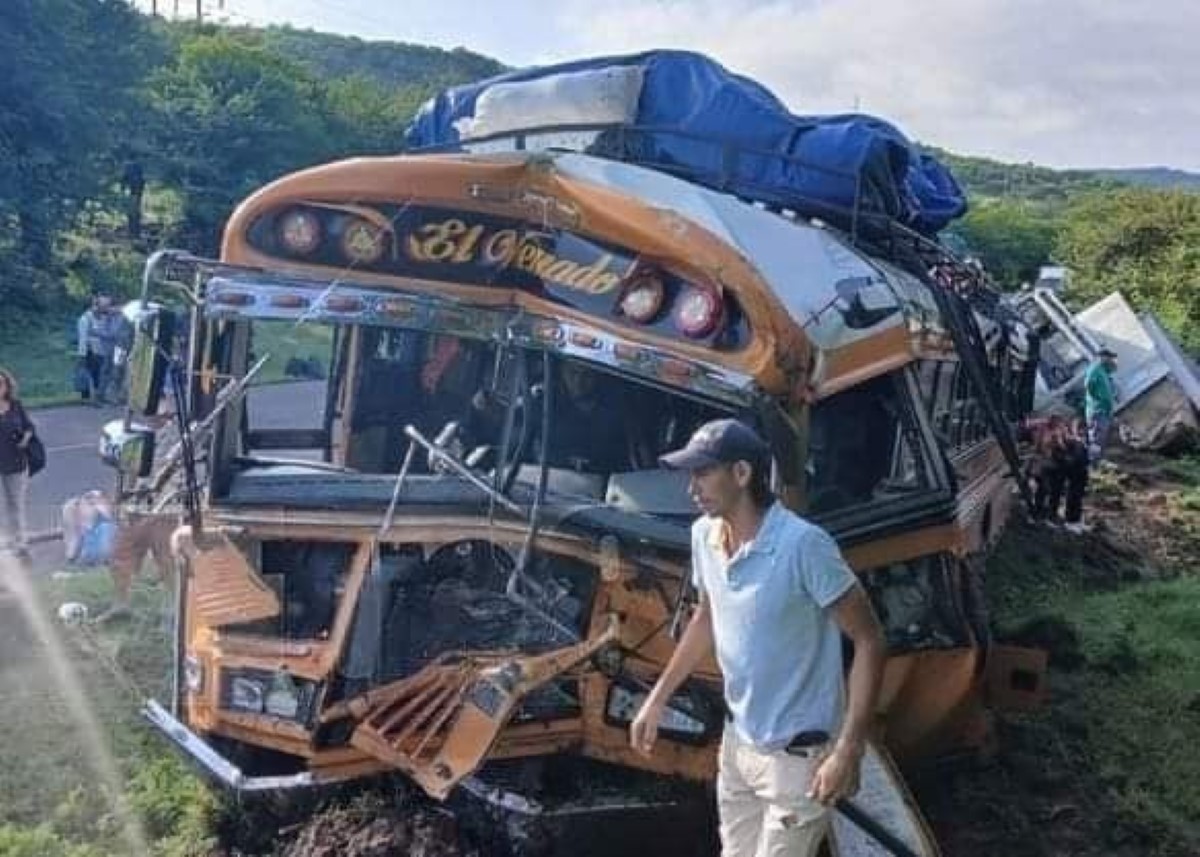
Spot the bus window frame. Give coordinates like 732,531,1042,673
806,366,953,533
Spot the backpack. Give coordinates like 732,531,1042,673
16,403,46,476
26,434,46,476
78,517,118,566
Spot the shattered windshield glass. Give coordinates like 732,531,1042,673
322,327,727,499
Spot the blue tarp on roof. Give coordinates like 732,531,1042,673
405,50,967,235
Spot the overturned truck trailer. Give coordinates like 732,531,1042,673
1010,287,1200,451
106,52,1043,856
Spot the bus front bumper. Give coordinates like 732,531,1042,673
141,699,316,793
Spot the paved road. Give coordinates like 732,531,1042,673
23,382,324,571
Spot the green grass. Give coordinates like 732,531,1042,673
1058,577,1200,845
987,509,1200,854
0,316,81,407
1158,454,1200,485
0,572,220,856
1161,455,1200,517
249,320,334,386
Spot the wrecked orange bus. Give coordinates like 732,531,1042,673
104,52,1042,856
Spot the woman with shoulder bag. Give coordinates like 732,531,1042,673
0,368,38,553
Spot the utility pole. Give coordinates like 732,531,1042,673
196,0,203,22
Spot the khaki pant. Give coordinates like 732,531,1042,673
718,728,831,857
110,514,175,602
0,471,28,549
1087,413,1114,463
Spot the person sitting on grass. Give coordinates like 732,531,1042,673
61,490,176,622
62,490,119,566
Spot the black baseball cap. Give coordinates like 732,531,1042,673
1099,346,1118,358
659,418,770,471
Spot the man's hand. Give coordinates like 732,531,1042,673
807,743,863,805
629,598,714,760
629,699,665,757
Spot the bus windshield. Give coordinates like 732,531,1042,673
344,328,725,480
226,323,733,509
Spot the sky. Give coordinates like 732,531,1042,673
136,0,1200,171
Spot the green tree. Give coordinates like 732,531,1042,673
1056,189,1200,353
0,0,160,301
950,200,1059,289
146,32,340,253
322,75,427,156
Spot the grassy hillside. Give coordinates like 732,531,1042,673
1091,167,1200,191
918,452,1200,857
928,149,1200,206
927,147,1119,208
254,25,506,88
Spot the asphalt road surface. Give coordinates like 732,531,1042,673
23,381,324,572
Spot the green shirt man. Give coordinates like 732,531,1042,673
1084,348,1118,461
1084,358,1115,420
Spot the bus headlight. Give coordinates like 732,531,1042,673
278,208,322,256
618,271,665,323
264,673,302,719
221,668,317,723
673,285,723,339
228,675,266,713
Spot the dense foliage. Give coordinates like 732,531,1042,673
0,0,162,306
0,2,497,316
948,200,1059,288
1056,189,1200,352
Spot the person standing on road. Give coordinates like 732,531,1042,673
0,368,35,553
77,295,121,404
1084,346,1118,464
76,296,102,402
630,419,886,857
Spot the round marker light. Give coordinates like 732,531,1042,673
341,218,386,265
277,209,322,256
618,272,665,323
673,285,723,338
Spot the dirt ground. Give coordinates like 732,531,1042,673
280,796,473,857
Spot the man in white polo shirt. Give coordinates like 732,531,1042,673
631,419,886,857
